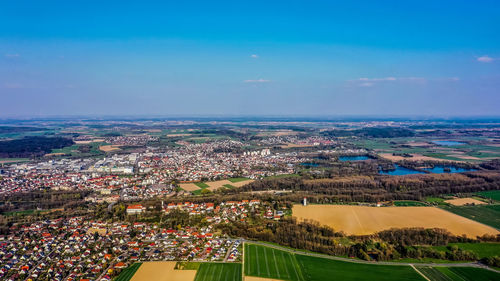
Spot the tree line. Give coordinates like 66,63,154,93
218,216,498,262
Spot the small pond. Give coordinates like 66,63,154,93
432,141,465,146
339,156,371,161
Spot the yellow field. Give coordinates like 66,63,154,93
179,183,201,192
206,179,254,191
74,138,104,144
99,145,121,152
292,205,499,237
130,261,196,281
379,153,448,162
44,152,66,157
256,130,298,137
206,180,233,191
444,198,486,206
280,143,314,148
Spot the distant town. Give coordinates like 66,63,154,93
1,118,500,281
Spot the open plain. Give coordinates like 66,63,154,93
292,205,499,237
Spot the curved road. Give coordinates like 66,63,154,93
243,240,500,274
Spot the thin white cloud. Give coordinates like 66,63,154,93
359,82,374,87
244,79,270,83
349,76,430,87
5,53,20,58
250,54,259,59
477,55,494,63
358,77,397,82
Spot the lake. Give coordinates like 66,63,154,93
423,166,477,174
432,140,465,146
379,165,425,176
339,156,371,161
380,164,477,176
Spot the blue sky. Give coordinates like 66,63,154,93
1,0,499,117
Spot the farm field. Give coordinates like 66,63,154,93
417,266,500,281
130,261,196,281
99,144,121,152
244,276,282,281
244,244,426,281
0,157,29,163
379,153,445,162
179,182,202,192
229,177,251,183
116,263,142,281
292,205,500,237
297,255,425,281
433,243,500,258
476,190,500,201
444,198,486,206
181,178,254,193
393,200,428,206
426,197,446,204
442,204,500,229
244,244,304,281
194,263,242,281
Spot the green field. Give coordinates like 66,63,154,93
394,200,428,206
420,266,500,281
426,197,447,204
114,263,142,281
228,177,250,183
2,209,38,216
50,142,105,157
0,158,30,163
244,244,305,281
434,243,500,259
442,204,500,229
245,244,425,281
175,261,201,270
297,255,424,281
417,267,454,281
194,263,242,281
195,182,209,188
477,190,500,201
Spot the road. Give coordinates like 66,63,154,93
223,240,235,262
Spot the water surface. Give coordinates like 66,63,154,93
339,156,371,161
379,165,425,176
423,166,477,174
432,141,465,146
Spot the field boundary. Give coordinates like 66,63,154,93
243,240,500,273
438,205,500,231
410,264,431,281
